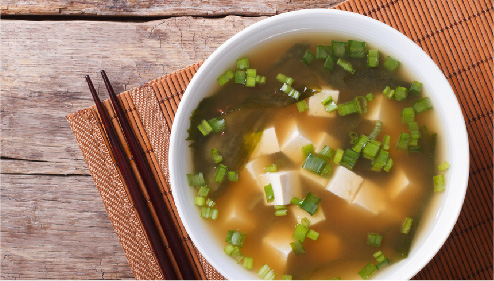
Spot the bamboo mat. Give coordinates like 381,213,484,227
67,0,493,279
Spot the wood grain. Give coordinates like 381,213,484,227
0,16,268,279
1,0,339,16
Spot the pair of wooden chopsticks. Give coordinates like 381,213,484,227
86,71,199,280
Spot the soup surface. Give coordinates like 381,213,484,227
186,33,441,280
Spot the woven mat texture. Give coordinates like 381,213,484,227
67,0,493,279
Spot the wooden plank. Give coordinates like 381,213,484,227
1,174,134,279
1,0,340,16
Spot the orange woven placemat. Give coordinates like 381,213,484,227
67,0,493,279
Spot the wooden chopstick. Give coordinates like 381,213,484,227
85,75,178,280
100,70,200,280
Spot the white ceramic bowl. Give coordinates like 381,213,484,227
169,9,469,280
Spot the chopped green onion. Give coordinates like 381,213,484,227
332,40,347,57
333,148,344,165
394,86,409,101
195,196,205,206
228,171,239,182
349,131,359,144
245,76,256,87
208,117,226,132
369,120,383,140
365,92,375,101
376,258,390,270
408,121,421,146
217,69,234,86
256,75,267,85
201,207,218,219
290,197,302,206
438,161,450,171
301,50,316,66
307,229,320,241
282,274,293,280
408,145,421,153
401,217,413,234
352,135,370,153
434,174,445,192
402,107,415,124
234,70,246,84
317,45,332,59
224,244,236,255
396,132,410,150
358,263,377,280
341,149,360,170
197,185,210,197
274,205,287,216
337,58,356,74
290,240,306,256
302,144,315,158
321,96,338,112
285,77,294,86
197,120,213,136
324,55,335,71
214,164,228,183
210,148,223,163
367,233,383,247
371,149,389,171
383,158,393,172
225,230,247,247
348,40,367,58
264,183,275,203
373,251,386,263
383,56,400,72
236,58,249,70
230,246,244,263
413,97,433,113
265,164,277,173
302,153,327,175
382,86,395,99
409,81,423,95
246,68,256,77
299,192,322,216
367,49,379,67
319,145,336,160
243,257,253,269
363,139,382,160
206,198,216,207
321,163,333,175
355,96,368,113
186,172,206,187
338,100,360,116
301,217,310,227
382,135,391,150
276,73,287,83
292,223,309,242
258,264,276,280
296,99,309,112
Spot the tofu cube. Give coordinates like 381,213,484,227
312,132,340,152
222,197,256,233
353,181,387,215
290,204,326,226
365,94,384,121
388,168,410,198
299,168,330,189
325,166,364,203
259,171,301,205
279,121,312,164
244,155,273,184
307,88,340,117
262,225,294,272
251,126,281,158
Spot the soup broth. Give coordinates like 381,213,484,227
187,33,441,279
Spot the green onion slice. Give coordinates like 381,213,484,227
438,161,450,171
290,240,306,256
401,217,413,234
358,263,377,280
434,174,445,192
214,164,228,183
367,233,383,247
383,56,400,72
186,172,206,187
228,171,239,182
265,164,277,173
225,230,247,247
264,183,275,203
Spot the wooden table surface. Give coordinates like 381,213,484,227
1,0,342,279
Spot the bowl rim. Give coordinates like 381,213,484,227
169,8,469,280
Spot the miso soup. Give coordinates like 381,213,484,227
186,33,444,280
